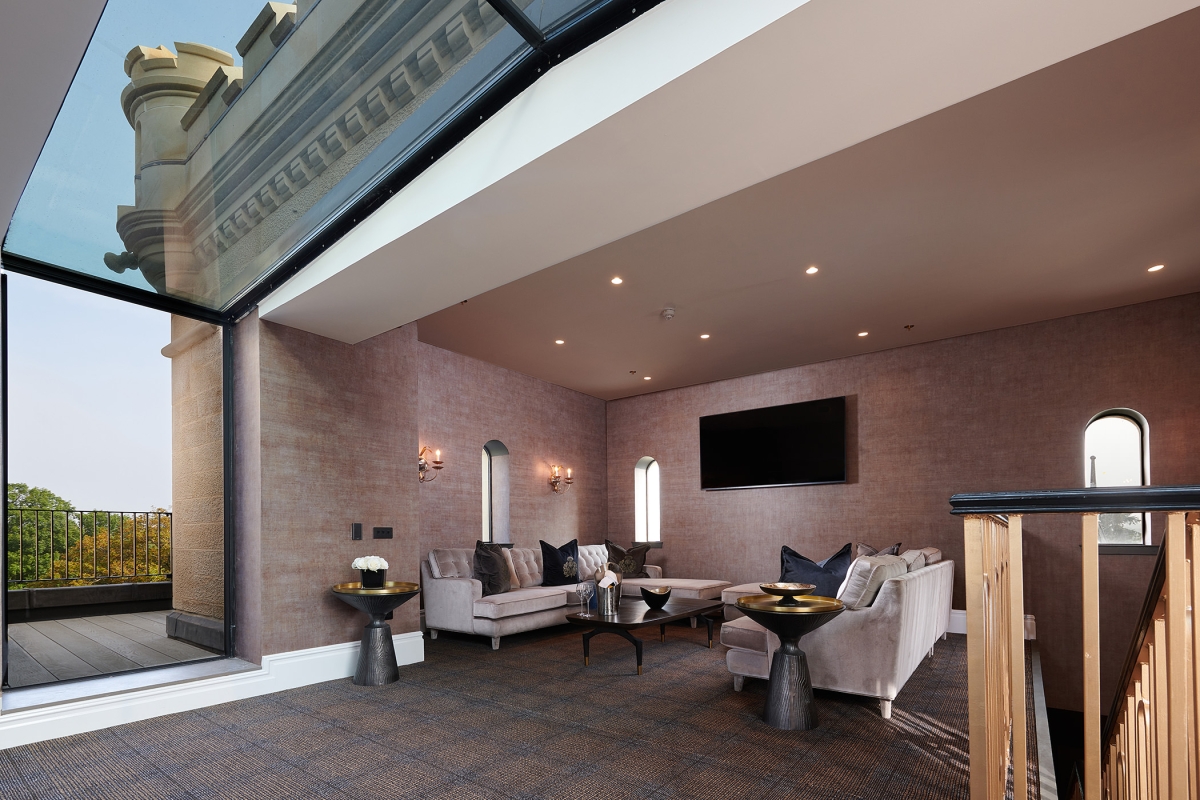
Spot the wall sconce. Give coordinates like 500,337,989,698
418,446,444,482
549,465,573,494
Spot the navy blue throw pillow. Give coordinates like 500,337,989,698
540,539,580,586
779,543,853,598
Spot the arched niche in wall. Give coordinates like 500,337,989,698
482,440,511,544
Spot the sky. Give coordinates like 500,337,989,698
6,271,172,510
2,1,263,510
4,0,257,292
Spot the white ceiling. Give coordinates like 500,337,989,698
0,0,107,243
417,6,1200,398
259,0,1200,345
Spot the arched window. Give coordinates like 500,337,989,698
482,440,510,543
634,457,660,543
1084,410,1149,545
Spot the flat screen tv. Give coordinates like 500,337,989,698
699,397,846,490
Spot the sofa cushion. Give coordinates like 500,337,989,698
473,587,567,619
540,539,580,586
720,615,776,653
429,548,473,579
898,550,927,572
780,543,853,598
857,542,902,558
509,548,542,587
605,540,651,578
919,547,943,565
837,555,907,609
621,578,730,600
473,542,511,597
721,582,764,605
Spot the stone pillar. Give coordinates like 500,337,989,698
162,315,225,650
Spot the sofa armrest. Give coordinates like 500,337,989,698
421,560,482,634
644,564,663,579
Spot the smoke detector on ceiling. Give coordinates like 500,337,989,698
661,306,675,321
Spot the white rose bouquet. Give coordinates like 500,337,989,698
352,556,389,572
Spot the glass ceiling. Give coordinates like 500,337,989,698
2,0,621,315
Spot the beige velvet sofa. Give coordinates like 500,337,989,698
422,544,730,649
719,559,953,718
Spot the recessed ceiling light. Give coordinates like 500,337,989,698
555,339,565,345
700,334,710,339
1148,264,1165,272
644,376,651,380
858,331,869,337
806,266,819,275
611,277,623,284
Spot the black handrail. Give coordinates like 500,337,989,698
949,485,1200,516
5,508,172,586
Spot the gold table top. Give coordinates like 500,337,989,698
735,594,844,614
332,581,420,596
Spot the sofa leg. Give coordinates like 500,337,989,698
491,636,500,650
429,629,438,640
733,675,745,692
942,631,948,641
880,699,892,719
928,645,934,658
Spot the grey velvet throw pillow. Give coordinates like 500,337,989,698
605,540,651,578
474,541,511,597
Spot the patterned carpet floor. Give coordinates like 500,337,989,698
0,623,971,799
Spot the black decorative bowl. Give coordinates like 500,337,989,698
640,586,671,610
759,582,816,607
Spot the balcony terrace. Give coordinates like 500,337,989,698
5,508,216,689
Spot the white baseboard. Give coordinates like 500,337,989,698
0,631,423,750
947,609,1037,640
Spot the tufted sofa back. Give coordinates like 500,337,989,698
427,543,612,590
576,544,609,583
428,548,473,580
507,548,542,587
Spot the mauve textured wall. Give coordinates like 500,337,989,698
417,341,607,559
235,314,420,662
606,294,1200,710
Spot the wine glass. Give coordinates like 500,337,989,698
578,582,594,617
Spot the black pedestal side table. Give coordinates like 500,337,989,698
735,590,844,731
332,581,421,686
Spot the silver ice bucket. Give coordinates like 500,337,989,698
597,584,621,616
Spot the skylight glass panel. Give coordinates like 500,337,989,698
4,0,527,311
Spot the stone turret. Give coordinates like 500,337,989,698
108,42,233,302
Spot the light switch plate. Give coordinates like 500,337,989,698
373,527,393,539
351,523,362,541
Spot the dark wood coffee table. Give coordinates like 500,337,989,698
566,597,723,675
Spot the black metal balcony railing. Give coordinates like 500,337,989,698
6,508,171,588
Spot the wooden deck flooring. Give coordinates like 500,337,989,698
7,610,216,688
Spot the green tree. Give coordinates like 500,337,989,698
8,483,73,510
6,484,170,588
